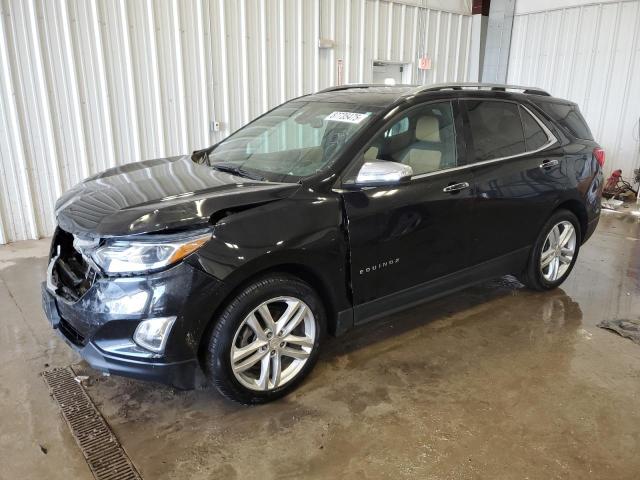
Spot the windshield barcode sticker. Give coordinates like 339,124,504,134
326,111,370,124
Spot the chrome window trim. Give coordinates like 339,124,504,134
409,102,557,180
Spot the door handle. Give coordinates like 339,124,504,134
442,182,470,193
539,159,559,169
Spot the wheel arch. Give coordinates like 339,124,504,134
196,261,344,362
555,199,588,242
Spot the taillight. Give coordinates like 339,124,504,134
593,147,605,167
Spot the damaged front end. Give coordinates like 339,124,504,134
41,154,304,388
42,227,221,389
47,230,99,304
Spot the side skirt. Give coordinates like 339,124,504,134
345,247,530,328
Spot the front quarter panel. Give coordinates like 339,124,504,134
192,190,350,331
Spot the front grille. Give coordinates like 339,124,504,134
58,317,86,346
51,228,98,302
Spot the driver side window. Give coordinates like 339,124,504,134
363,101,457,176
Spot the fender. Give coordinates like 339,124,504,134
192,191,353,336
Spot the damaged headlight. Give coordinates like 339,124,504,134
92,229,212,274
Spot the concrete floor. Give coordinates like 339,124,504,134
1,210,639,480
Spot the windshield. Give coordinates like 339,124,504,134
205,101,380,182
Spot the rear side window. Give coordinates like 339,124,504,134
520,107,548,151
465,100,525,162
534,101,593,140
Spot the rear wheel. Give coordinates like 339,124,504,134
203,274,324,404
519,209,581,291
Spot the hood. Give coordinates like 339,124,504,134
55,155,299,237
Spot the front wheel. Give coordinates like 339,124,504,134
203,274,325,404
519,209,581,291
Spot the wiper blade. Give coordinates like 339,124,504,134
211,163,265,181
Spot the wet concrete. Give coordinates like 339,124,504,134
1,210,639,479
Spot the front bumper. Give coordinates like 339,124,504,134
42,260,223,389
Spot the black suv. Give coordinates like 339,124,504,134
42,83,604,404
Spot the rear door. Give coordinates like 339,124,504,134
339,100,476,316
460,99,565,265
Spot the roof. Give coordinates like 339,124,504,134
303,82,553,108
306,85,417,107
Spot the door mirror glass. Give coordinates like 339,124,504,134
354,161,413,186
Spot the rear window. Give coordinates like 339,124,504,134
534,101,593,140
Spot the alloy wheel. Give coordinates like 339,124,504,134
230,296,316,391
540,220,577,282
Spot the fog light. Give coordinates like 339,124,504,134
133,316,176,353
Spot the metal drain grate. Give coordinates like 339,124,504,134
43,367,141,480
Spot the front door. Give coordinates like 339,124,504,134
339,100,475,323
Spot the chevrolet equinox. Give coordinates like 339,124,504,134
42,83,604,404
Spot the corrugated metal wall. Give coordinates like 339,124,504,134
0,0,472,244
508,0,640,178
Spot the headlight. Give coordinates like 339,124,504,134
92,229,211,274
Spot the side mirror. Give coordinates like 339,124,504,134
353,161,413,187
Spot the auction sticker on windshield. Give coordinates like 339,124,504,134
326,111,370,124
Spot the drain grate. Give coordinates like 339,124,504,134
43,367,141,480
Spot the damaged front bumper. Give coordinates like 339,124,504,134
41,259,222,390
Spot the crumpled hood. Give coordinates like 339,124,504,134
55,155,299,237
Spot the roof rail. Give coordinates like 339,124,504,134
410,82,551,97
318,83,416,93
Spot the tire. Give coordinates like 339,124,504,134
519,209,581,291
203,274,325,404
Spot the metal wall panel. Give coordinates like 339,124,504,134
508,0,640,178
0,0,471,244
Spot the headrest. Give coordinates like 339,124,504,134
364,146,379,161
416,115,440,142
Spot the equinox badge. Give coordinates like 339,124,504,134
360,258,400,275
